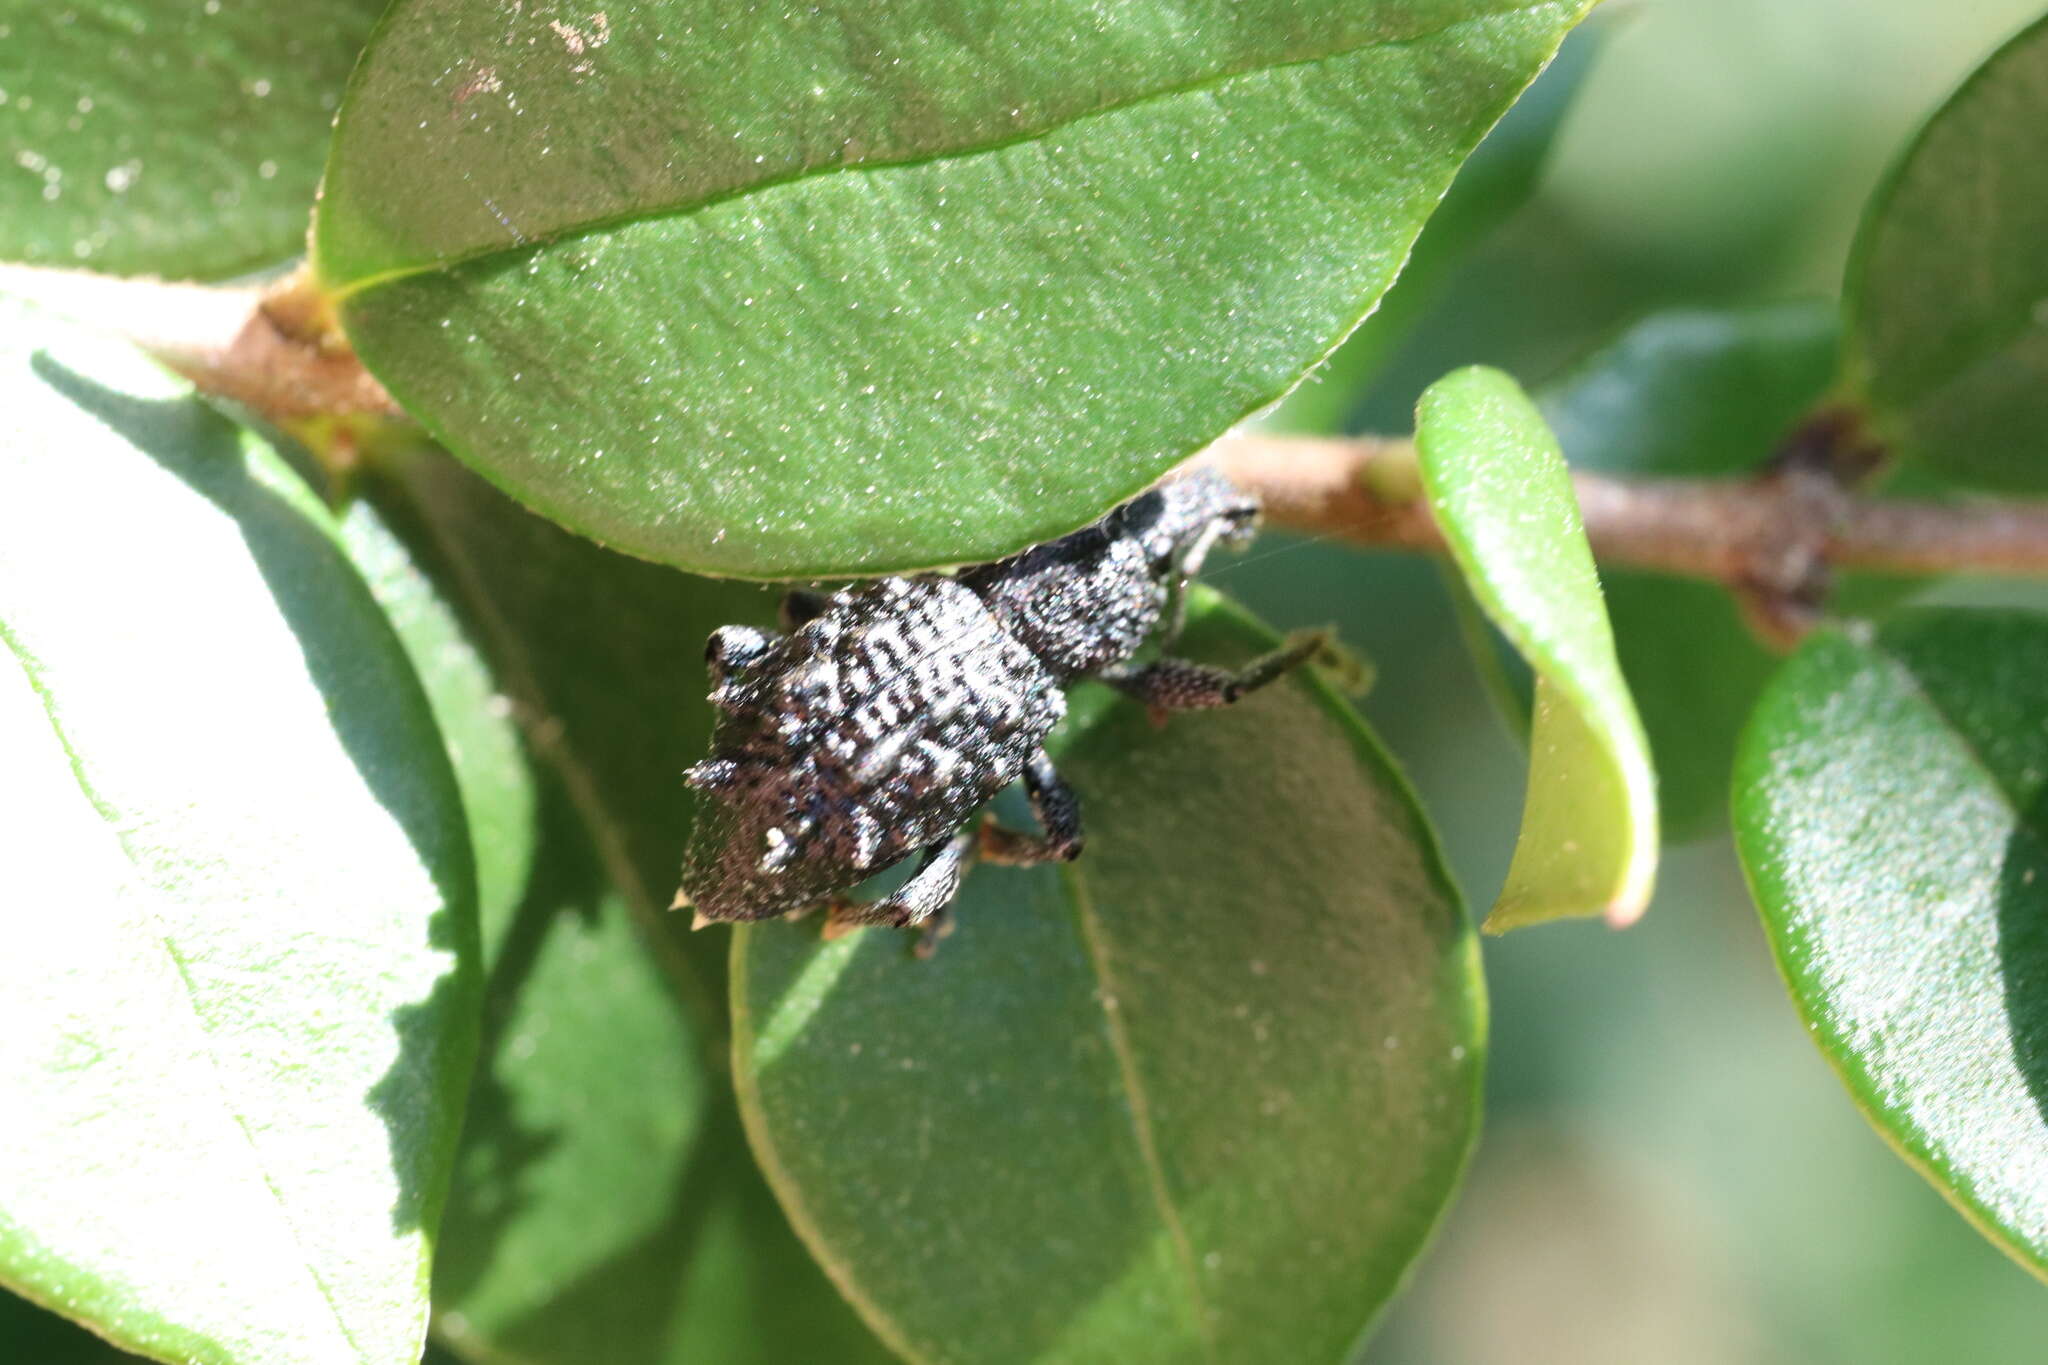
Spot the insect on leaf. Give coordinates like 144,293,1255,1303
733,592,1483,1365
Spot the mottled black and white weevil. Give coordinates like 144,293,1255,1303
674,468,1326,952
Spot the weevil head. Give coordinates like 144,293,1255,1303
1117,467,1260,569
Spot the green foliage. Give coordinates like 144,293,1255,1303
1734,610,2048,1281
358,447,890,1365
0,302,478,1364
1844,11,2048,490
317,0,1592,576
0,0,384,277
734,595,1481,1364
1538,303,1837,838
1414,367,1656,929
11,2,2048,1362
1269,23,1601,435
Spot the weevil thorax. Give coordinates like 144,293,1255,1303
681,577,1064,921
961,468,1261,679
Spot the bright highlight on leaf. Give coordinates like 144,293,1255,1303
732,593,1483,1365
1414,365,1658,930
1735,610,2048,1281
317,0,1594,578
0,0,386,278
1843,10,2048,491
0,301,478,1365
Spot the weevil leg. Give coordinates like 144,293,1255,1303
779,589,832,630
1102,629,1329,721
823,829,976,942
979,749,1085,866
1159,518,1228,645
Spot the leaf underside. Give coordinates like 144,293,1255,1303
1414,365,1657,930
1844,11,2048,490
319,0,1592,577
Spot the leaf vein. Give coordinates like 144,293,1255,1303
0,627,368,1362
328,0,1574,302
1063,862,1218,1363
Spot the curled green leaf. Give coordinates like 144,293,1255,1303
1415,365,1657,929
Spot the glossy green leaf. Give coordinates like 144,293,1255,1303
318,0,1593,578
1539,303,1836,839
1734,609,2048,1280
0,1,383,278
0,302,479,1364
1415,365,1656,929
1842,12,2048,490
356,447,890,1365
733,594,1482,1365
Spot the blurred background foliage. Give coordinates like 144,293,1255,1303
1235,0,2048,1360
10,0,2048,1361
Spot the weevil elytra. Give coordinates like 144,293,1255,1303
674,469,1326,950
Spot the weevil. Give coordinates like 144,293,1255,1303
674,468,1326,950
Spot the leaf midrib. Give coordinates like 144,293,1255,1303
324,0,1568,303
0,627,368,1364
1063,860,1219,1365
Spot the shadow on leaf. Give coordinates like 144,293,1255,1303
31,354,478,1240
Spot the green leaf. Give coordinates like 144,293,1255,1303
1538,303,1836,839
433,794,894,1365
733,594,1482,1365
338,501,541,932
1414,365,1656,929
1842,12,2048,490
318,0,1593,578
1734,609,2048,1280
0,302,479,1364
1270,21,1599,435
355,448,890,1364
360,440,777,1011
0,1,384,278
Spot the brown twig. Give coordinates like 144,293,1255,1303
0,262,402,422
1201,430,2048,646
10,265,2048,640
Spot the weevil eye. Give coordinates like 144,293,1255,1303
1218,503,1260,548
